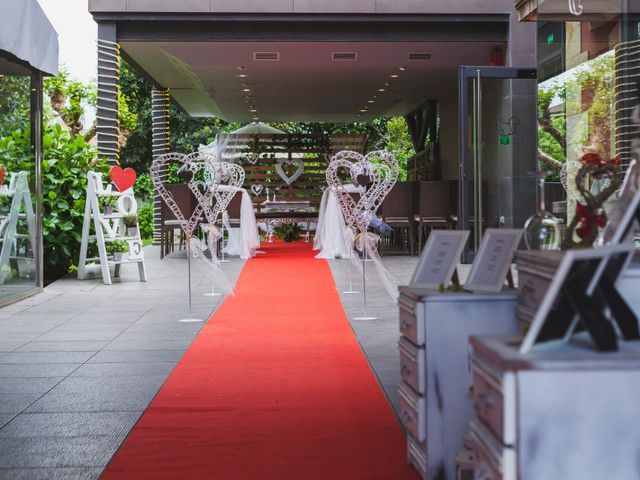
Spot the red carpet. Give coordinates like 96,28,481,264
102,242,418,479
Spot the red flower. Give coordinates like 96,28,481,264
575,202,606,240
580,152,602,165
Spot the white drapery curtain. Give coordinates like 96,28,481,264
313,187,354,259
222,189,260,259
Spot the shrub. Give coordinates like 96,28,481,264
0,124,110,283
137,202,154,240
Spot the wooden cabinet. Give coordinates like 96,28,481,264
468,335,640,479
397,287,519,480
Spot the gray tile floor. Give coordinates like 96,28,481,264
0,244,419,479
0,246,244,479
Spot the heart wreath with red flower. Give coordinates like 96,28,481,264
562,152,622,249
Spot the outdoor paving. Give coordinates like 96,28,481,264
0,245,244,479
0,242,423,478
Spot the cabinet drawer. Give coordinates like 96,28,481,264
399,337,426,394
469,420,516,480
399,302,424,346
399,381,426,442
471,358,505,445
407,433,427,480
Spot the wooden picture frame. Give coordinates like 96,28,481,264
465,228,523,293
410,230,470,290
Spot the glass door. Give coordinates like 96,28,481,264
458,66,538,260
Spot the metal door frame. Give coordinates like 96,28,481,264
457,66,537,259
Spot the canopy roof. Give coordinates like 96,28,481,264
0,0,58,75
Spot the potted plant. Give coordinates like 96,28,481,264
100,195,118,216
107,239,128,261
275,223,303,242
122,214,138,237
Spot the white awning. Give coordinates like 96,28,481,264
0,0,58,75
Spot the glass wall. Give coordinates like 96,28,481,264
0,70,41,305
536,1,639,230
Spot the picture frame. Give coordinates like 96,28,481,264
410,230,470,290
519,243,636,354
465,228,523,293
605,187,640,245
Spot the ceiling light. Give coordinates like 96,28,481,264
250,109,257,113
399,66,407,71
359,109,368,113
384,82,390,87
390,74,399,78
253,116,259,121
236,74,248,78
378,88,386,92
237,66,245,70
368,100,375,104
242,88,251,92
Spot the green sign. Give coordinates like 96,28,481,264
547,32,555,45
499,135,510,145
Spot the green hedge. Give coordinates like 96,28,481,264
0,125,110,283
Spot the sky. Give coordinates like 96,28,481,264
37,0,98,128
38,0,98,84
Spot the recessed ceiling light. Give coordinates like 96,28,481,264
237,66,245,71
399,66,407,71
250,109,257,113
242,88,251,92
359,109,368,113
368,100,375,103
384,82,390,87
378,88,386,92
236,74,248,78
390,74,399,78
253,116,259,121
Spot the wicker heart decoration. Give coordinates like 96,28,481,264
192,159,245,224
276,158,304,185
110,166,137,192
326,150,398,231
150,152,209,237
251,184,264,196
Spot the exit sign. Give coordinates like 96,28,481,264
547,32,555,45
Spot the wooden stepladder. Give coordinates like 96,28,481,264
78,171,147,285
0,172,36,284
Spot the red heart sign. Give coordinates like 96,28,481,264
110,166,137,192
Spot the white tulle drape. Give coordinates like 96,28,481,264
313,187,356,259
222,189,260,259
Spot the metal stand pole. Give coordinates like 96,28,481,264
342,246,359,294
180,235,203,322
354,243,377,320
220,214,230,263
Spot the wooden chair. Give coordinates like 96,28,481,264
380,182,416,255
418,181,451,252
160,184,196,259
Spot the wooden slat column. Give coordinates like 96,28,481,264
96,23,120,164
152,88,170,245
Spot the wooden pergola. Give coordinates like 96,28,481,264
216,133,367,211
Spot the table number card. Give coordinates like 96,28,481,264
465,229,523,293
410,230,470,290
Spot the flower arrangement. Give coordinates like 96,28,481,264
562,152,622,249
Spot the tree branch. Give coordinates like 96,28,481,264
537,148,563,171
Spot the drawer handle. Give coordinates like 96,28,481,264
476,391,494,409
401,365,412,377
400,319,411,329
402,410,414,424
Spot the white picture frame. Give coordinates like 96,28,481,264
465,228,523,293
410,230,470,290
519,243,635,354
607,188,640,245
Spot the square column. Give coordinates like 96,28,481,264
96,23,120,164
152,88,170,245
